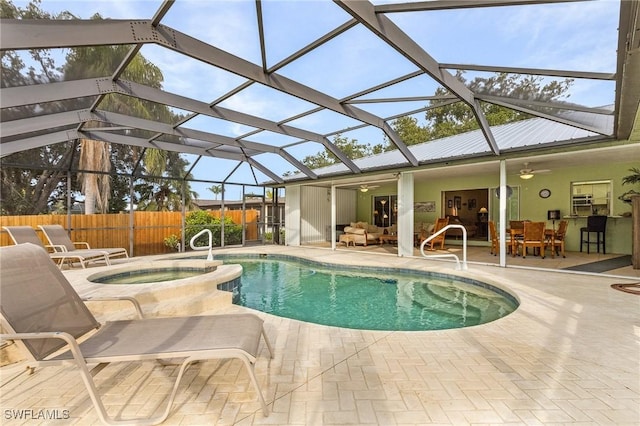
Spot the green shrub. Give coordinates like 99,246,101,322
264,228,285,243
163,234,181,251
184,211,242,248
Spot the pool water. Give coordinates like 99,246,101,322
218,255,518,331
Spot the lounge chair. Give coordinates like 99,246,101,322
0,243,273,425
3,225,110,268
39,224,128,261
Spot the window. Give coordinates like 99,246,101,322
571,180,612,216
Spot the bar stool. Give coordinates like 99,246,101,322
580,215,607,254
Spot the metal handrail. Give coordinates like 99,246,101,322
190,229,214,261
419,224,468,270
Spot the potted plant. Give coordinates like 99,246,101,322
163,234,181,252
618,167,640,211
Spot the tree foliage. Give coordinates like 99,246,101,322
390,116,430,147
293,72,573,174
392,71,573,144
423,72,572,141
135,153,198,211
0,0,195,215
1,0,73,215
300,134,382,170
208,185,223,200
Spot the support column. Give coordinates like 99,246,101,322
632,195,640,269
499,160,507,267
397,172,414,257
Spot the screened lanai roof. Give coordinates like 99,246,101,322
1,0,639,193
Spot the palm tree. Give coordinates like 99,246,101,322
78,139,110,214
209,185,223,200
63,17,166,213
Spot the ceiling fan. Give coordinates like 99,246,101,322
518,162,551,180
359,184,380,192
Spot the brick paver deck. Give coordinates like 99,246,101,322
1,246,638,425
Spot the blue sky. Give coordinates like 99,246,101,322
15,0,621,200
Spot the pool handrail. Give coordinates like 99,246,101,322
420,224,468,270
190,229,214,260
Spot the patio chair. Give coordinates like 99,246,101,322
0,243,273,425
515,221,546,259
547,220,568,258
39,224,128,261
488,220,511,255
3,225,110,268
421,217,449,250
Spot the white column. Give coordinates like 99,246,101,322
397,172,414,257
331,185,337,250
284,185,301,246
499,160,507,267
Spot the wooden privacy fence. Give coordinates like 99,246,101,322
0,210,260,256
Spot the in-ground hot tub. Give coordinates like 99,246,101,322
84,259,241,317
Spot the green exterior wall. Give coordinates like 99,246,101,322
355,161,637,255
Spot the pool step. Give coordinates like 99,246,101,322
409,280,514,324
410,281,482,320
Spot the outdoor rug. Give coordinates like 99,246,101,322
563,255,632,273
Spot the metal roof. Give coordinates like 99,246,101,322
1,0,639,195
304,108,616,177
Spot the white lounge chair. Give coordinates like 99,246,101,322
0,243,273,425
39,224,128,261
3,225,110,268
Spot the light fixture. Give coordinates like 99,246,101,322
547,209,560,230
360,187,368,192
519,173,534,180
478,206,488,223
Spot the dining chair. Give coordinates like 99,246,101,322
516,221,546,259
508,220,525,256
488,220,511,255
547,220,568,258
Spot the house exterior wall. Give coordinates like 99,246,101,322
286,159,636,254
408,161,636,255
287,186,356,245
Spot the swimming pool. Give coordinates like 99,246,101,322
215,254,518,331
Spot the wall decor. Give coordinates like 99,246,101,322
447,199,453,208
454,196,462,209
415,201,436,212
539,189,551,199
468,199,476,209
